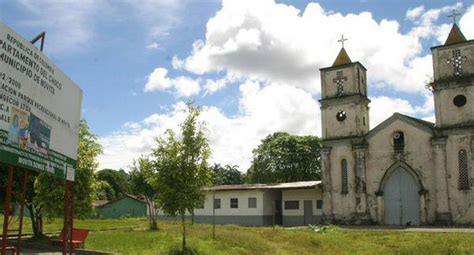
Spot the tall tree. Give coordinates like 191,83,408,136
33,119,102,236
96,168,131,200
130,156,158,230
246,132,322,184
212,164,244,185
150,103,212,253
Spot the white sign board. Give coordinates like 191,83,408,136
0,22,82,181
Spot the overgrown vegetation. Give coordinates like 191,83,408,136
3,217,473,255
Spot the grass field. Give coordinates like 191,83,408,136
2,217,474,254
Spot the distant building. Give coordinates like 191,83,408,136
158,181,322,227
95,194,147,219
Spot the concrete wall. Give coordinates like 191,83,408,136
445,131,474,224
282,188,322,226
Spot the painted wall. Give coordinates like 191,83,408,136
95,197,147,219
282,188,322,226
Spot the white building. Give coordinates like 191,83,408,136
158,181,322,227
320,23,474,225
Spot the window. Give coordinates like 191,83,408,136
393,131,405,153
458,150,470,190
341,159,348,194
284,201,299,210
230,198,238,208
453,95,467,107
214,198,221,209
316,200,323,209
336,110,347,122
248,197,257,208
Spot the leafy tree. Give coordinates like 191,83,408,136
33,119,102,236
246,132,322,184
130,156,158,230
96,168,131,200
212,164,244,185
150,103,212,253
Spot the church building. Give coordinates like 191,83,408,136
319,20,473,225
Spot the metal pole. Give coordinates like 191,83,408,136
17,170,29,255
212,190,215,240
2,166,15,255
62,181,70,255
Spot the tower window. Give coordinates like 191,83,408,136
393,132,405,153
341,159,348,194
458,149,470,190
336,111,347,122
453,95,467,107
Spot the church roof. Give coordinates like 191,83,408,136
365,113,434,140
332,47,352,66
444,23,467,46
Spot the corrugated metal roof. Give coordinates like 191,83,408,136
207,181,321,191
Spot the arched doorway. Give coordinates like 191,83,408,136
383,167,421,225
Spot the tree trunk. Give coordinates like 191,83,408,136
181,212,186,253
147,198,158,231
28,204,44,238
191,209,194,225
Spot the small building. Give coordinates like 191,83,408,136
158,181,322,227
95,194,147,219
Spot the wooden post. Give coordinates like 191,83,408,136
62,181,70,255
212,190,215,240
2,166,15,255
17,170,29,254
68,181,74,254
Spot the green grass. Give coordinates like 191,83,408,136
2,217,474,254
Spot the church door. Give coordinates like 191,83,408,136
383,167,421,225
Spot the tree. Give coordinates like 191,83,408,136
32,119,102,236
246,132,322,184
212,164,244,185
150,103,212,253
96,168,131,200
130,156,158,230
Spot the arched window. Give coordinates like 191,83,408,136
341,159,348,194
458,150,470,190
393,131,405,153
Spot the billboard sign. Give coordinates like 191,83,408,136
0,22,82,181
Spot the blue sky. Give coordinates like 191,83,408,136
1,0,473,171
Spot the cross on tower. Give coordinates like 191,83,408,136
447,49,467,76
333,71,347,97
338,34,348,48
448,9,460,24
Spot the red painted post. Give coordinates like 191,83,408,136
62,181,70,255
2,166,15,255
68,181,74,254
17,170,29,255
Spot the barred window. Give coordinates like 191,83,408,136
458,150,470,190
341,159,348,194
230,198,238,208
284,201,299,210
393,132,405,153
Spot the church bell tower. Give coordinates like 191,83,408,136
319,36,370,140
431,11,474,128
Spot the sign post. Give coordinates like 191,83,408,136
0,21,83,255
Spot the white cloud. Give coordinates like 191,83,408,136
17,0,183,55
369,94,434,128
460,5,474,39
146,42,161,49
18,0,106,55
173,0,462,95
99,81,320,171
406,5,425,21
144,67,201,97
